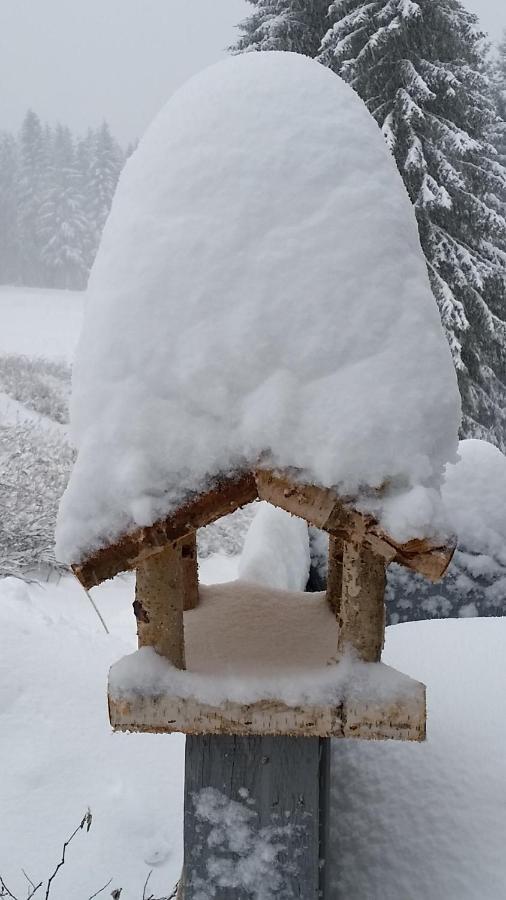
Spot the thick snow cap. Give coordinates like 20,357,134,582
56,52,460,564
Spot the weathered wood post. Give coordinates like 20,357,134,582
337,539,386,662
183,735,330,899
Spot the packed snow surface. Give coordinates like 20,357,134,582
57,51,460,565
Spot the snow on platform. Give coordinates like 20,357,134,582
57,51,460,567
109,581,425,740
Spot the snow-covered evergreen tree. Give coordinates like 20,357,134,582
87,122,123,262
38,125,89,289
318,0,506,449
232,0,329,55
0,133,20,283
17,110,47,285
488,31,506,172
75,129,96,273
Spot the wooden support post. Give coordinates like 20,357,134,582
337,539,386,662
181,532,198,611
182,735,330,899
134,541,187,669
326,535,343,616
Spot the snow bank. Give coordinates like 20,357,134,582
57,51,460,565
331,617,506,899
238,502,310,591
444,439,506,563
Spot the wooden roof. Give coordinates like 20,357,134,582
73,468,455,590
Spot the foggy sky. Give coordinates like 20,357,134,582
0,0,504,145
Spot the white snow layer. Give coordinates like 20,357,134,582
56,51,460,565
443,438,506,564
238,502,310,591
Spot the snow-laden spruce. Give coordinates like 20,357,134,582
231,0,329,56
56,52,460,566
319,0,506,449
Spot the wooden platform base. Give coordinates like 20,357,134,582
108,664,426,741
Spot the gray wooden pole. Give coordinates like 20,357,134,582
182,735,330,899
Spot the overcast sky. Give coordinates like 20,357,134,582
0,0,504,145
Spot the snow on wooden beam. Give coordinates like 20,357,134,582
73,472,258,589
254,469,455,581
108,667,426,741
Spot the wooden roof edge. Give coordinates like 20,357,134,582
254,468,456,582
72,465,456,590
73,471,259,590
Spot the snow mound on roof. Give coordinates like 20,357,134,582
56,51,460,565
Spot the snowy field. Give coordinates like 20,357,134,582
0,288,505,898
0,287,84,361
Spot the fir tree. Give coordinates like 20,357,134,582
0,133,20,283
232,0,329,56
38,125,89,289
488,31,506,172
75,128,97,272
318,0,506,449
87,122,123,262
17,110,47,285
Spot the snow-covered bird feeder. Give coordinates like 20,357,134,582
57,52,460,898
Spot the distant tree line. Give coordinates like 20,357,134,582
233,6,506,452
0,110,130,290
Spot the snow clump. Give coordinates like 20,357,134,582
56,51,460,565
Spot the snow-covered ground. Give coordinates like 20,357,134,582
0,287,84,361
1,558,505,899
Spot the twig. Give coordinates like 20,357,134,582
45,809,92,900
72,572,110,634
140,871,179,900
0,875,18,900
20,871,42,900
142,872,152,900
87,877,113,900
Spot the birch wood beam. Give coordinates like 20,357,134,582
337,539,386,663
72,471,258,589
181,532,199,611
134,542,186,670
326,535,343,616
254,469,454,581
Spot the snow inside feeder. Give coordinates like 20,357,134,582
56,52,460,740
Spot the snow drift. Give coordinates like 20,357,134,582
56,51,460,565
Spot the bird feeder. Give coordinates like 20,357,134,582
59,51,461,899
71,467,453,898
